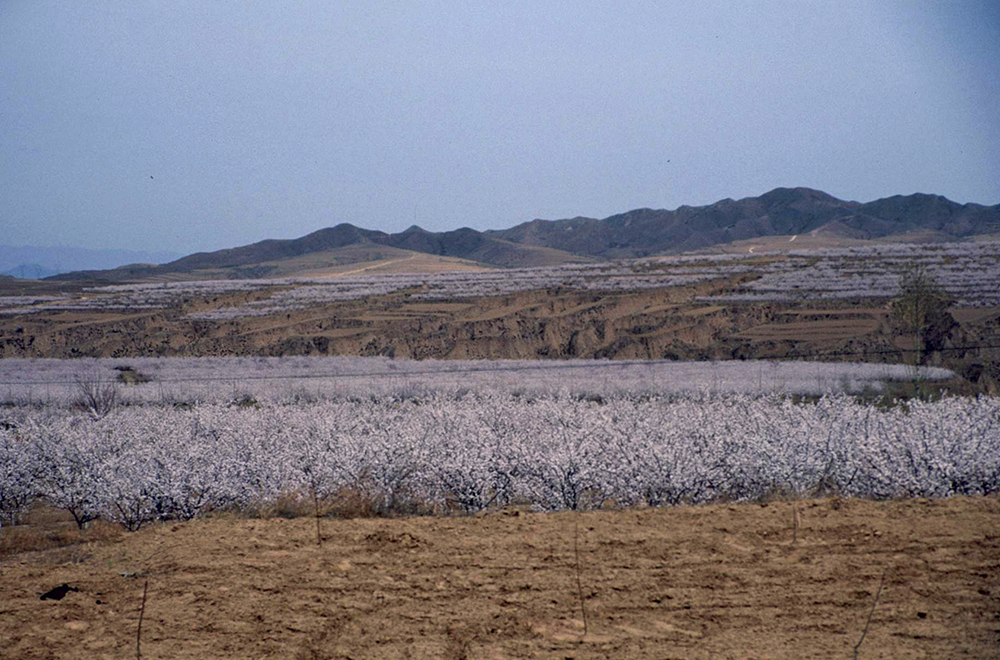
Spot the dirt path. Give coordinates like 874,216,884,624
2,497,998,659
328,255,419,278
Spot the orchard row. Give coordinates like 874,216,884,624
2,391,996,530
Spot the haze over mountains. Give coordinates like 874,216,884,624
46,188,1000,282
0,245,180,280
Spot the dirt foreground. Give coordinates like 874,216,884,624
2,497,999,659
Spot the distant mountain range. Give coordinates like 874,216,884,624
2,264,61,280
0,245,180,280
49,188,1000,282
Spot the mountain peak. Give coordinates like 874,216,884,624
757,187,837,204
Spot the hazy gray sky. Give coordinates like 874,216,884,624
2,1,998,255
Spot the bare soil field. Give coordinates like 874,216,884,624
2,497,998,659
735,319,883,342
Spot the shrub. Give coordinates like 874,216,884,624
74,369,118,420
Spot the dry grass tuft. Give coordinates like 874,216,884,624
0,506,122,562
253,492,318,520
237,484,442,522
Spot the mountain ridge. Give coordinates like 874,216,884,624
488,187,999,258
48,187,1000,281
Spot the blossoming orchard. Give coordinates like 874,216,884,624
1,356,996,532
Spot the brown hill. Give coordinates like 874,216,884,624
50,225,591,282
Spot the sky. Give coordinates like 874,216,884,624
2,1,999,257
